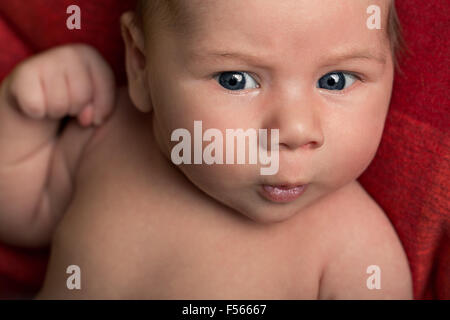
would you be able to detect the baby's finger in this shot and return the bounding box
[82,47,116,125]
[64,53,94,116]
[43,66,70,119]
[77,104,94,127]
[8,65,46,119]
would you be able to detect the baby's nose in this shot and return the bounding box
[263,95,324,151]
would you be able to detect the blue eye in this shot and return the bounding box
[215,71,259,91]
[317,72,357,91]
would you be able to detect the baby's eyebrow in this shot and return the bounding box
[323,50,388,65]
[187,48,387,66]
[187,50,265,65]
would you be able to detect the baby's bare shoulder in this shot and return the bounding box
[315,181,412,299]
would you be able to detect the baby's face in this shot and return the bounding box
[142,0,393,223]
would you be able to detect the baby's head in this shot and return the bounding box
[121,0,404,223]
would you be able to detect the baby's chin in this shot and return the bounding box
[209,188,305,224]
[243,210,299,224]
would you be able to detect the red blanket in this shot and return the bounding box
[0,0,448,299]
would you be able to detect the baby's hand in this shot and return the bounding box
[5,44,115,126]
[0,44,115,247]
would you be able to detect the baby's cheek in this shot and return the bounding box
[321,109,386,186]
[341,114,386,178]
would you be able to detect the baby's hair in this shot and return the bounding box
[134,0,187,47]
[133,0,406,70]
[386,1,407,71]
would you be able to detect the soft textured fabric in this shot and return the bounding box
[359,1,449,299]
[0,0,448,299]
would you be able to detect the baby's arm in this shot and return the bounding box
[0,44,115,247]
[317,188,413,299]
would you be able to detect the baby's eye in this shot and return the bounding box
[317,72,357,91]
[214,71,259,91]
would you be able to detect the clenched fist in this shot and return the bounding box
[3,44,116,126]
[0,43,117,247]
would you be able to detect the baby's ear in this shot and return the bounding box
[120,12,152,113]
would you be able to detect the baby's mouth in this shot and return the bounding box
[260,184,308,203]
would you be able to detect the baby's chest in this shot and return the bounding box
[117,200,323,299]
[143,242,320,299]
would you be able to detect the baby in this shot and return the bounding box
[0,0,412,299]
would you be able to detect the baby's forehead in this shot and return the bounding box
[179,0,391,28]
[173,0,391,63]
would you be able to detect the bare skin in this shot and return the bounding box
[36,87,412,299]
[0,0,412,299]
[0,44,115,247]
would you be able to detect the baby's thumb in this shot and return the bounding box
[77,104,94,127]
